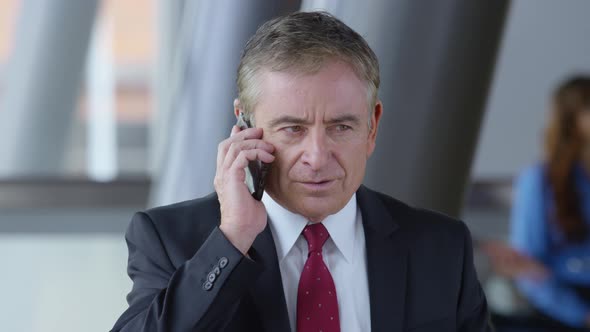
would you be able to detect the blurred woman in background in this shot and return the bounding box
[511,76,590,331]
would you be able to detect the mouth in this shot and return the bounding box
[298,179,336,191]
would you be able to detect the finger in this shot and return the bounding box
[222,140,275,171]
[229,149,275,176]
[217,140,229,173]
[217,127,264,170]
[230,125,240,137]
[230,127,263,141]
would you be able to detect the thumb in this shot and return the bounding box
[230,125,240,137]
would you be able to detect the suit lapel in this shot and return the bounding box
[247,223,292,332]
[357,185,408,332]
[243,186,408,332]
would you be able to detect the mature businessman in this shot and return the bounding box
[112,11,492,332]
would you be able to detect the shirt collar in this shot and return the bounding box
[262,192,358,263]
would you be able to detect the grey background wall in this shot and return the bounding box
[473,0,590,179]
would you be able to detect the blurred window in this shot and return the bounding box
[0,0,18,62]
[75,0,156,179]
[0,0,20,99]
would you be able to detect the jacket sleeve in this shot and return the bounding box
[110,212,262,332]
[457,222,494,332]
[510,166,590,327]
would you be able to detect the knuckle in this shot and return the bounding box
[218,140,228,152]
[235,150,246,161]
[228,141,240,154]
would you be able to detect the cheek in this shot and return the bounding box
[269,145,299,177]
[335,143,368,172]
[364,141,374,158]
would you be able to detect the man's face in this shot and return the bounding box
[240,60,382,222]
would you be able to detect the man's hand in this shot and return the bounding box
[214,125,275,255]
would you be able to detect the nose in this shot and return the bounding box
[300,129,331,171]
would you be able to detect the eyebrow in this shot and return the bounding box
[325,114,361,126]
[268,115,310,128]
[268,114,361,128]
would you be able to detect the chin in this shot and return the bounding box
[294,195,345,221]
[268,181,355,219]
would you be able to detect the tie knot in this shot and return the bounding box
[302,223,329,253]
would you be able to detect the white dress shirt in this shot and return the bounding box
[262,193,371,332]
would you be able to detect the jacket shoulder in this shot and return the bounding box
[369,189,473,279]
[144,192,220,227]
[127,193,221,265]
[369,188,468,239]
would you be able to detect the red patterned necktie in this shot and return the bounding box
[296,223,340,332]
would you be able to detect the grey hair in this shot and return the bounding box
[236,11,380,128]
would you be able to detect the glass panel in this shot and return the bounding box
[75,0,156,178]
[0,0,20,104]
[0,234,131,332]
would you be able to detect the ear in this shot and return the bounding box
[234,98,243,119]
[367,100,383,157]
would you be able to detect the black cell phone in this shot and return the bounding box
[236,113,271,201]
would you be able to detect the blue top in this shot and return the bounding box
[511,163,590,327]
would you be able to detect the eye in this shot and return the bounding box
[335,124,352,131]
[284,125,304,133]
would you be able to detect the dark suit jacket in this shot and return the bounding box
[111,185,493,332]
